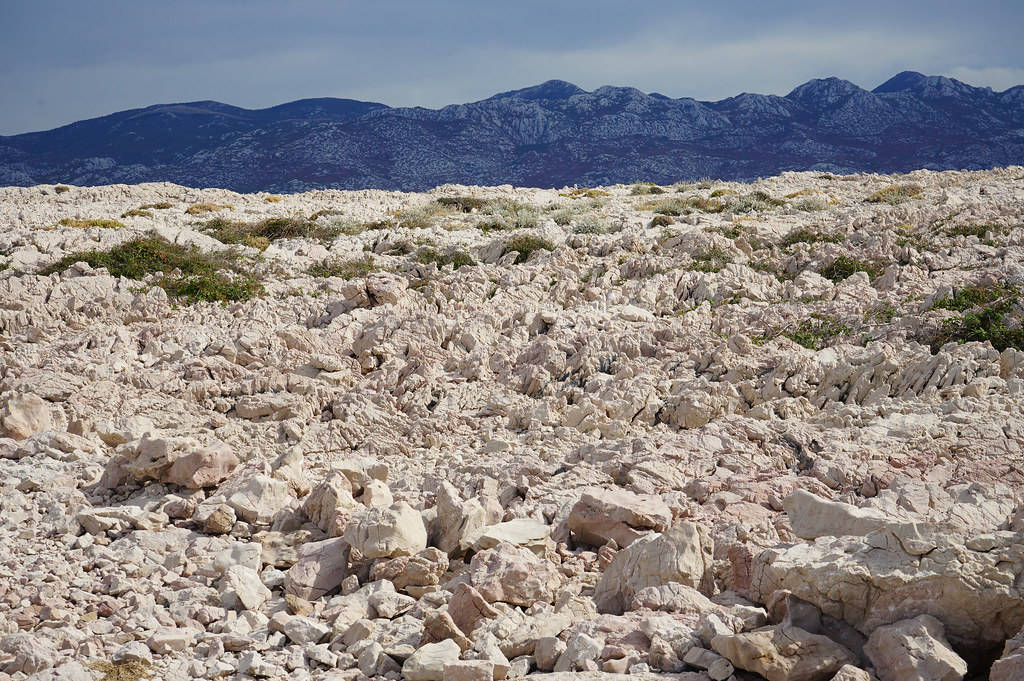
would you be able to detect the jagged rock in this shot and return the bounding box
[829,666,875,681]
[370,547,449,591]
[991,625,1024,681]
[344,501,428,559]
[403,640,462,681]
[467,518,551,553]
[448,582,501,636]
[283,616,331,645]
[285,537,350,600]
[750,528,1024,648]
[593,522,714,614]
[432,481,491,557]
[227,474,293,524]
[469,542,562,606]
[0,393,52,440]
[0,633,57,674]
[303,470,361,536]
[711,624,857,681]
[444,660,495,681]
[568,487,671,547]
[863,615,967,681]
[553,633,602,672]
[535,637,568,672]
[77,505,169,534]
[219,565,272,611]
[783,489,899,539]
[146,627,196,654]
[165,440,239,489]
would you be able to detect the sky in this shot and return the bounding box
[1,0,1022,135]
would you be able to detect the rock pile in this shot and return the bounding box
[1,168,1023,680]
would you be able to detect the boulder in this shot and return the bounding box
[863,615,967,681]
[750,528,1024,648]
[711,624,857,681]
[469,542,561,606]
[448,582,501,636]
[783,489,901,539]
[165,440,239,489]
[345,501,428,559]
[568,487,671,548]
[593,522,714,614]
[467,518,551,553]
[219,565,272,611]
[0,633,57,674]
[227,474,293,524]
[370,547,449,591]
[285,537,350,600]
[432,481,491,557]
[303,470,361,536]
[991,626,1024,681]
[403,640,462,681]
[0,393,51,440]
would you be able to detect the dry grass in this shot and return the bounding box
[58,218,125,229]
[866,184,923,205]
[185,202,233,215]
[264,194,283,203]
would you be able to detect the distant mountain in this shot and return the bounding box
[1,71,1022,191]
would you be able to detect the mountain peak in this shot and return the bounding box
[488,80,585,101]
[873,71,929,93]
[785,77,867,105]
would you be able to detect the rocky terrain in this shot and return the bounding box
[0,167,1023,681]
[2,72,1023,192]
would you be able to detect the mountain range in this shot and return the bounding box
[1,71,1022,192]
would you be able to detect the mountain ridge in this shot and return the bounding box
[1,72,1022,191]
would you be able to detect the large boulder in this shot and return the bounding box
[165,441,239,489]
[227,474,293,524]
[345,501,428,559]
[783,489,900,539]
[863,615,967,681]
[749,527,1024,648]
[403,640,461,681]
[469,542,561,606]
[593,522,714,614]
[711,624,857,681]
[285,537,350,600]
[0,393,52,440]
[568,487,672,548]
[303,470,361,536]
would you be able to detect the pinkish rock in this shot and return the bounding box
[284,537,350,600]
[568,487,671,548]
[448,582,500,636]
[469,542,561,606]
[370,547,449,591]
[165,440,239,489]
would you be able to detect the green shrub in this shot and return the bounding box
[264,194,283,203]
[309,208,344,221]
[650,196,725,216]
[630,183,665,195]
[782,228,843,247]
[306,256,376,279]
[866,184,922,205]
[476,201,539,233]
[945,223,999,238]
[436,196,489,212]
[139,201,173,210]
[930,285,1023,352]
[692,247,732,273]
[202,216,342,246]
[726,191,786,214]
[709,188,736,197]
[58,218,125,229]
[820,256,882,282]
[573,220,615,235]
[786,314,852,350]
[503,235,554,264]
[39,236,262,304]
[414,247,474,269]
[54,185,71,194]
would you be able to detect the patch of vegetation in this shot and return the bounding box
[630,182,665,195]
[39,236,262,304]
[436,196,489,212]
[819,255,882,282]
[54,185,71,194]
[202,216,343,247]
[944,223,999,239]
[727,190,786,214]
[931,283,1017,312]
[785,314,852,350]
[866,184,923,205]
[793,197,828,212]
[121,208,153,218]
[414,247,474,270]
[503,235,555,264]
[186,202,233,215]
[573,219,616,235]
[139,201,173,210]
[306,255,376,279]
[550,208,576,226]
[785,188,819,198]
[264,194,283,203]
[867,301,897,323]
[649,215,674,228]
[58,218,125,229]
[88,660,153,681]
[709,188,736,197]
[476,200,539,233]
[692,246,733,273]
[309,208,344,221]
[559,188,611,199]
[930,284,1023,352]
[782,228,843,247]
[650,196,726,216]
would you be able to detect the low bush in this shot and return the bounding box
[58,218,125,229]
[503,235,555,263]
[202,216,342,246]
[866,184,922,205]
[782,228,843,247]
[264,194,283,203]
[820,255,882,282]
[139,201,173,210]
[414,247,474,270]
[692,246,733,273]
[786,314,852,350]
[185,202,233,215]
[54,185,71,194]
[121,209,153,218]
[930,285,1023,352]
[306,256,376,279]
[435,196,489,212]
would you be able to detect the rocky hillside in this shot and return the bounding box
[1,72,1023,191]
[1,168,1023,681]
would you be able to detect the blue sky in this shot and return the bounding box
[1,0,1021,135]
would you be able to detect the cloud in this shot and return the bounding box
[947,66,1024,91]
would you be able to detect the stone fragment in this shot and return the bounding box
[1,393,52,440]
[0,633,58,674]
[432,482,490,557]
[711,624,857,681]
[285,537,350,600]
[568,487,671,548]
[165,440,239,489]
[111,641,153,665]
[991,625,1024,681]
[830,665,875,681]
[783,489,901,539]
[469,542,561,606]
[593,522,714,614]
[863,615,967,681]
[220,565,272,611]
[468,518,551,553]
[535,637,567,672]
[228,474,293,524]
[283,616,331,645]
[403,640,462,681]
[443,660,494,681]
[371,547,449,591]
[303,470,361,536]
[448,582,501,636]
[146,627,196,655]
[344,501,428,559]
[553,633,602,672]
